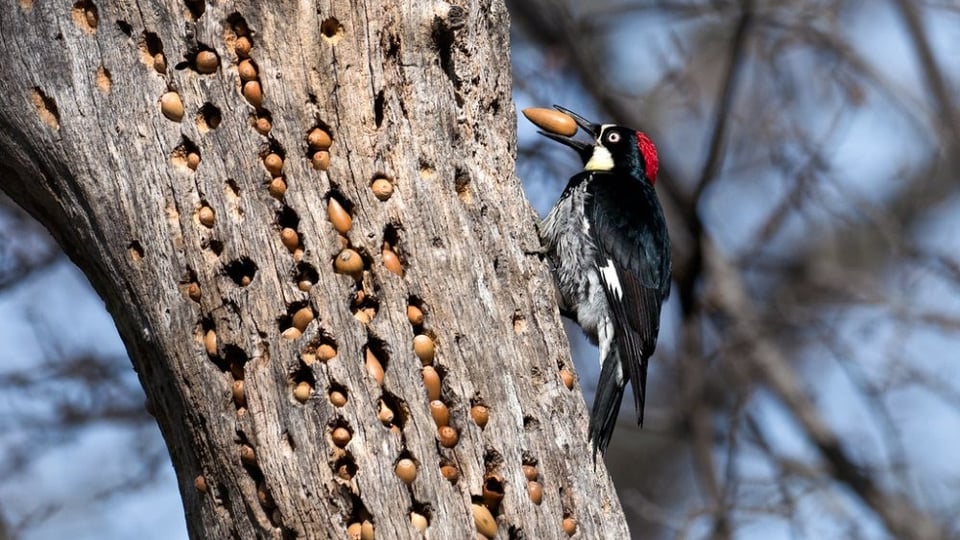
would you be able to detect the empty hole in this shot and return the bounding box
[454,167,472,203]
[333,454,358,481]
[523,415,540,431]
[128,240,144,261]
[184,0,204,19]
[95,65,111,94]
[223,257,257,286]
[197,103,222,131]
[226,12,250,36]
[30,88,60,130]
[351,290,379,323]
[320,17,344,44]
[290,361,315,386]
[276,205,299,229]
[116,20,132,35]
[226,179,241,197]
[373,89,384,128]
[294,262,319,288]
[72,0,98,31]
[206,239,224,256]
[223,345,248,380]
[483,448,504,471]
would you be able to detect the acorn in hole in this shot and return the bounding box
[382,244,403,276]
[560,368,574,390]
[242,80,262,108]
[293,381,312,402]
[421,366,440,401]
[268,177,286,198]
[237,59,257,81]
[472,504,497,539]
[307,128,332,150]
[394,458,416,484]
[471,404,489,428]
[232,380,246,407]
[331,426,351,447]
[334,249,364,278]
[329,389,347,407]
[195,50,219,73]
[407,305,424,326]
[429,400,449,427]
[327,198,352,234]
[371,177,393,201]
[365,349,384,385]
[528,481,543,505]
[263,152,283,176]
[280,227,300,252]
[437,425,458,448]
[412,334,435,364]
[198,206,215,227]
[311,150,330,171]
[160,91,184,122]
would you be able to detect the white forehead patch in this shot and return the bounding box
[584,124,617,171]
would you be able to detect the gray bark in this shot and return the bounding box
[0,0,629,538]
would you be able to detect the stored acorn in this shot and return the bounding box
[562,517,577,536]
[307,128,332,150]
[160,91,184,122]
[365,349,384,385]
[360,520,374,540]
[522,107,577,137]
[198,206,215,227]
[311,150,330,171]
[382,245,403,276]
[560,368,575,390]
[471,404,489,428]
[254,116,272,135]
[153,53,166,73]
[413,334,435,364]
[194,475,208,493]
[234,36,252,57]
[318,343,337,361]
[232,380,246,407]
[187,282,201,302]
[239,444,256,465]
[347,522,362,540]
[421,366,441,401]
[186,151,201,171]
[293,381,312,402]
[331,426,351,447]
[377,400,394,424]
[440,463,459,483]
[263,152,283,176]
[267,177,286,198]
[407,305,424,326]
[281,327,302,340]
[522,464,538,482]
[410,512,428,533]
[429,400,450,427]
[242,80,262,108]
[527,481,543,505]
[237,59,257,81]
[329,389,347,407]
[437,425,458,448]
[327,198,352,234]
[394,458,417,484]
[204,329,217,356]
[334,249,364,278]
[195,50,219,73]
[472,504,497,539]
[371,177,393,201]
[279,228,299,252]
[290,307,314,331]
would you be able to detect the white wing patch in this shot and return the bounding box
[598,259,623,300]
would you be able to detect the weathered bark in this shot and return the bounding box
[0,0,629,538]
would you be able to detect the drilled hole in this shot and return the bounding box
[320,17,344,44]
[223,257,257,286]
[197,103,222,131]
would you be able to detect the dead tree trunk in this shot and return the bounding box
[0,0,629,537]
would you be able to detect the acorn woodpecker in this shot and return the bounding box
[537,105,671,456]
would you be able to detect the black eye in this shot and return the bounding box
[606,132,621,143]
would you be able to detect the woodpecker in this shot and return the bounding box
[537,105,671,456]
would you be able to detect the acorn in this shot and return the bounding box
[522,464,538,482]
[267,177,286,198]
[360,520,374,540]
[186,151,201,171]
[254,116,272,135]
[240,275,251,286]
[395,458,417,484]
[203,329,217,356]
[347,522,362,540]
[407,305,424,326]
[194,475,207,493]
[297,280,312,292]
[327,198,352,234]
[562,517,577,536]
[232,380,246,407]
[198,206,215,227]
[421,366,441,401]
[311,150,330,171]
[279,227,299,251]
[160,91,184,122]
[307,128,332,149]
[195,50,218,73]
[440,463,459,483]
[239,444,256,465]
[315,343,336,361]
[410,512,428,533]
[437,425,458,448]
[242,80,262,107]
[412,335,435,364]
[263,152,283,176]
[382,245,403,276]
[329,389,347,407]
[234,36,252,57]
[257,483,275,509]
[237,59,257,81]
[291,306,313,331]
[281,327,302,340]
[560,368,575,390]
[429,400,449,427]
[471,404,489,428]
[472,504,497,539]
[293,381,311,402]
[187,282,201,302]
[522,107,577,137]
[152,53,166,73]
[377,400,394,424]
[371,178,393,201]
[334,249,364,278]
[365,349,384,385]
[527,481,543,505]
[331,426,351,447]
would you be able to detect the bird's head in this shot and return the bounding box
[537,105,659,185]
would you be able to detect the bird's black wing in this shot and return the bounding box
[586,173,671,426]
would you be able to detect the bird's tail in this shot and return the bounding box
[588,355,626,458]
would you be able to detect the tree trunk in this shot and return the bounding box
[0,0,629,537]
